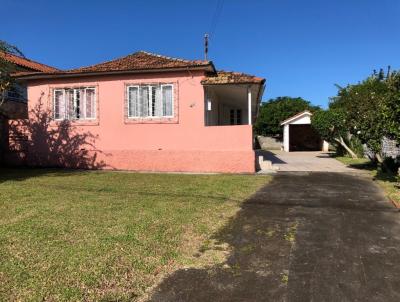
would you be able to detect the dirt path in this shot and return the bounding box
[149,172,400,302]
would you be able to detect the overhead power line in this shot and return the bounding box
[209,0,225,38]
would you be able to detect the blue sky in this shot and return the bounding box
[1,0,399,107]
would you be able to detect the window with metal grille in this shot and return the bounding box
[127,84,173,118]
[53,87,96,121]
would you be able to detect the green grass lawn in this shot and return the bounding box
[0,168,270,301]
[335,156,400,206]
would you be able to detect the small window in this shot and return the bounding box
[53,87,96,121]
[127,84,173,118]
[229,109,242,125]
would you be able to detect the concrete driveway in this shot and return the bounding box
[150,172,400,301]
[260,150,359,172]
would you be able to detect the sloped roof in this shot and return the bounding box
[201,71,265,85]
[280,110,312,125]
[14,51,215,80]
[67,51,213,73]
[0,52,59,73]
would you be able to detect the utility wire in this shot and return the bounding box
[209,0,225,39]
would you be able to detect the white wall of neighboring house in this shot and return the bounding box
[282,111,329,152]
[283,124,290,152]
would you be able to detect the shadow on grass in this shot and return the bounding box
[149,178,294,302]
[149,172,400,302]
[0,167,91,183]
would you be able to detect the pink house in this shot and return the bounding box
[11,51,265,173]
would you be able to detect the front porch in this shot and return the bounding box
[202,71,265,127]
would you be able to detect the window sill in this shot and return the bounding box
[52,119,99,126]
[124,116,178,124]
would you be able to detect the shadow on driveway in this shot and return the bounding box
[150,172,400,302]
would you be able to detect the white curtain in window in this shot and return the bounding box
[85,88,95,119]
[154,86,162,117]
[54,90,65,119]
[128,86,139,117]
[162,85,173,117]
[66,89,74,120]
[127,84,173,118]
[139,86,149,117]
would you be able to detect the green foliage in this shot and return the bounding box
[0,40,23,106]
[333,136,364,157]
[311,108,347,143]
[348,136,365,158]
[329,69,400,156]
[382,72,400,141]
[254,96,319,136]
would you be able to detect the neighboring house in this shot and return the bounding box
[0,52,59,118]
[0,53,58,161]
[12,51,265,173]
[281,110,329,152]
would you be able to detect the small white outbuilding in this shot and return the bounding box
[281,110,329,152]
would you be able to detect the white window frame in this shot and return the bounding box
[53,89,65,121]
[84,88,97,120]
[127,85,140,118]
[161,84,174,118]
[127,84,174,119]
[53,87,96,121]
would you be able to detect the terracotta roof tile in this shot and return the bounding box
[66,51,212,73]
[0,52,59,73]
[201,71,265,85]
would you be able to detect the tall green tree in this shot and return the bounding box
[254,96,319,137]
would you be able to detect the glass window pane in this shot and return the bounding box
[237,109,242,125]
[54,90,64,119]
[86,89,95,119]
[140,86,149,117]
[128,87,138,117]
[162,85,173,117]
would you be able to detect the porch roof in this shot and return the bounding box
[201,71,265,85]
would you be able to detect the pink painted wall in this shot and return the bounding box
[9,71,255,173]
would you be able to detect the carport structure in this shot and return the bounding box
[281,110,328,152]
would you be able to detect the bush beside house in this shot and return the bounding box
[311,68,400,174]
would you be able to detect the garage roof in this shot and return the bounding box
[280,110,312,125]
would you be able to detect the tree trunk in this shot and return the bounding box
[334,136,358,159]
[375,153,383,163]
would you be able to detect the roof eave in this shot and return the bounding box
[201,79,265,86]
[280,110,312,126]
[14,64,215,81]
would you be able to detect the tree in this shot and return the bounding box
[381,71,400,143]
[254,96,319,137]
[311,108,358,158]
[330,73,389,158]
[329,68,400,163]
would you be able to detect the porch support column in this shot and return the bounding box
[247,87,252,125]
